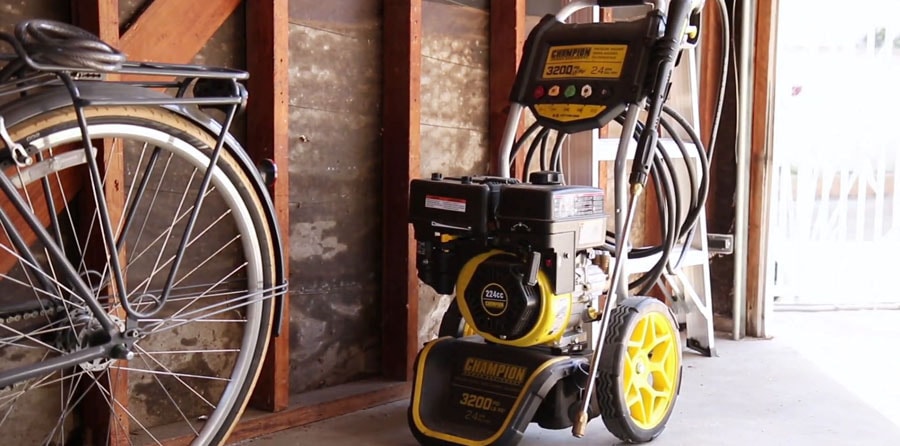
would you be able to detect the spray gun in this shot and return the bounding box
[571,0,705,438]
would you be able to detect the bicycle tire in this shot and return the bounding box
[0,105,276,445]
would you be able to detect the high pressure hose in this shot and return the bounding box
[506,0,731,294]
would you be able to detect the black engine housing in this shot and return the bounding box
[463,253,541,340]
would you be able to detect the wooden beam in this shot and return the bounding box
[746,0,777,338]
[489,0,526,177]
[226,381,409,444]
[246,0,291,412]
[0,168,81,276]
[71,2,130,444]
[381,0,422,382]
[71,0,119,41]
[161,380,410,445]
[118,0,241,63]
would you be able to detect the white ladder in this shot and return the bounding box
[567,45,717,356]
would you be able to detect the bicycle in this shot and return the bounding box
[0,20,286,445]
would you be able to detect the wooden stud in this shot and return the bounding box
[746,0,777,338]
[227,382,408,444]
[0,169,81,275]
[71,1,129,443]
[71,0,119,41]
[381,0,422,382]
[119,0,241,64]
[246,0,292,412]
[489,0,526,177]
[160,381,410,445]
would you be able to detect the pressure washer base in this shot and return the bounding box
[408,337,599,446]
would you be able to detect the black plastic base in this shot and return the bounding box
[408,337,588,446]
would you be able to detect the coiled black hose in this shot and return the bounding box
[509,104,710,295]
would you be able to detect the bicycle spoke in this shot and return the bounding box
[91,376,164,445]
[46,369,93,445]
[0,108,273,444]
[125,208,234,302]
[143,166,198,297]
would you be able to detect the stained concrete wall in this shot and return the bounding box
[0,1,68,29]
[287,1,384,393]
[417,0,490,346]
[284,0,493,391]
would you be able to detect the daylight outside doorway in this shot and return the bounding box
[770,0,900,308]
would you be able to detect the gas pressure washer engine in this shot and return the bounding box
[406,0,706,445]
[409,173,609,444]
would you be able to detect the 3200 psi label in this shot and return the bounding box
[542,44,628,79]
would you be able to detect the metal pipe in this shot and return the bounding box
[496,103,525,177]
[556,1,596,22]
[573,184,644,438]
[733,0,756,340]
[614,106,642,297]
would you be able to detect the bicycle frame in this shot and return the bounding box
[0,25,285,390]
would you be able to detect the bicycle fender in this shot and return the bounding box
[0,82,289,337]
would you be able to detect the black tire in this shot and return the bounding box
[595,297,682,443]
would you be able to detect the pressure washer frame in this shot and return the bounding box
[409,1,706,444]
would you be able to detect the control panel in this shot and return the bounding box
[510,11,663,133]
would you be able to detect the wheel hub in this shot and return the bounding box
[635,361,646,375]
[56,310,128,372]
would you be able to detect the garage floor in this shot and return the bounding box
[240,311,900,446]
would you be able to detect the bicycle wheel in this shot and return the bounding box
[0,105,276,445]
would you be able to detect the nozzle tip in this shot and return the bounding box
[572,412,589,438]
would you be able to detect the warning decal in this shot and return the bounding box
[534,104,606,122]
[542,44,628,80]
[425,195,467,213]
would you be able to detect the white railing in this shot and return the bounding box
[770,2,900,307]
[770,146,900,306]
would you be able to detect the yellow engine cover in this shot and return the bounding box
[456,250,573,347]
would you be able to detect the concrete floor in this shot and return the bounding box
[240,311,900,446]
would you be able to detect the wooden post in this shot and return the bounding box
[746,0,777,338]
[71,1,129,443]
[246,0,292,412]
[489,0,526,177]
[118,0,242,64]
[381,0,422,382]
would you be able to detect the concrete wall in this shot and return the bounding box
[0,1,68,41]
[287,1,384,392]
[285,0,492,391]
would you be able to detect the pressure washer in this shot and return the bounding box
[407,1,725,444]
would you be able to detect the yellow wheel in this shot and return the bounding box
[596,297,682,443]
